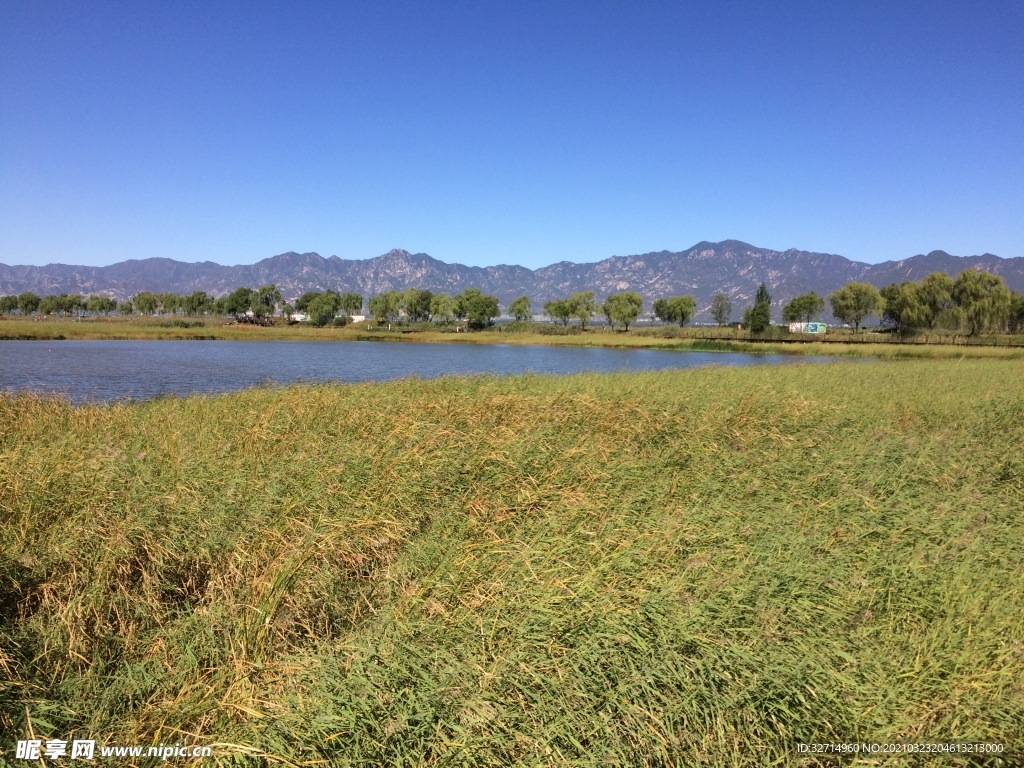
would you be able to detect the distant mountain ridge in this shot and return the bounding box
[2,241,1022,322]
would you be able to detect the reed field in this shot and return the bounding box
[1,360,1022,765]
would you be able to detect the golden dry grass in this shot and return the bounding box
[1,360,1023,765]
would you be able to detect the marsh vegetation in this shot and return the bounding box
[2,360,1022,764]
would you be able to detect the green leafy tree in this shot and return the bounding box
[252,284,283,318]
[0,295,18,314]
[133,291,160,315]
[18,292,42,315]
[567,291,597,329]
[879,282,925,335]
[38,295,61,315]
[47,294,77,315]
[755,284,772,308]
[306,292,343,326]
[402,288,433,322]
[652,298,671,324]
[509,295,532,322]
[295,291,321,313]
[710,292,732,326]
[368,291,402,323]
[62,294,86,315]
[212,297,228,315]
[602,292,644,330]
[452,293,467,321]
[544,299,572,327]
[828,282,881,331]
[86,295,117,315]
[223,287,254,317]
[118,300,134,315]
[742,304,771,333]
[671,295,697,326]
[183,291,212,316]
[918,272,955,330]
[159,293,182,315]
[1008,291,1024,334]
[654,295,697,326]
[457,288,500,328]
[782,292,825,323]
[742,283,773,333]
[952,269,1011,335]
[340,292,363,316]
[430,293,455,323]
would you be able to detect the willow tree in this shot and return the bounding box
[880,282,925,335]
[544,299,572,327]
[828,282,881,332]
[368,291,402,324]
[653,295,697,326]
[918,272,955,330]
[782,292,825,323]
[568,291,598,329]
[603,292,644,330]
[430,293,455,323]
[509,295,532,322]
[952,270,1011,335]
[710,293,732,326]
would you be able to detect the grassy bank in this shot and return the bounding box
[3,316,1024,360]
[2,361,1023,765]
[0,316,340,342]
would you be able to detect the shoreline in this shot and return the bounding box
[2,317,1022,360]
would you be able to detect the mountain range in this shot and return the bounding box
[2,241,1022,322]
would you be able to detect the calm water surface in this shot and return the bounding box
[0,340,836,403]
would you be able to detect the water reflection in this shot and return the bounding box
[0,340,836,404]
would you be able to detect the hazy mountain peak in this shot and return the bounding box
[716,239,759,251]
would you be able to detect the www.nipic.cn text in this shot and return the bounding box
[16,739,212,760]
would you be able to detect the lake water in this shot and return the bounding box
[0,340,836,404]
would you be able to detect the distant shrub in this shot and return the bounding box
[159,319,205,328]
[498,321,534,333]
[534,324,583,335]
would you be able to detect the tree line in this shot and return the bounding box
[0,286,289,319]
[542,291,698,330]
[3,268,1022,335]
[775,270,1024,335]
[366,288,501,329]
[293,290,363,326]
[536,269,1024,336]
[877,271,1024,335]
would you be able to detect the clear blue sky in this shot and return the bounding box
[2,1,1022,268]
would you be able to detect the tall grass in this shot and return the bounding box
[2,361,1022,765]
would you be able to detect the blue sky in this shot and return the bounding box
[2,1,1022,268]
